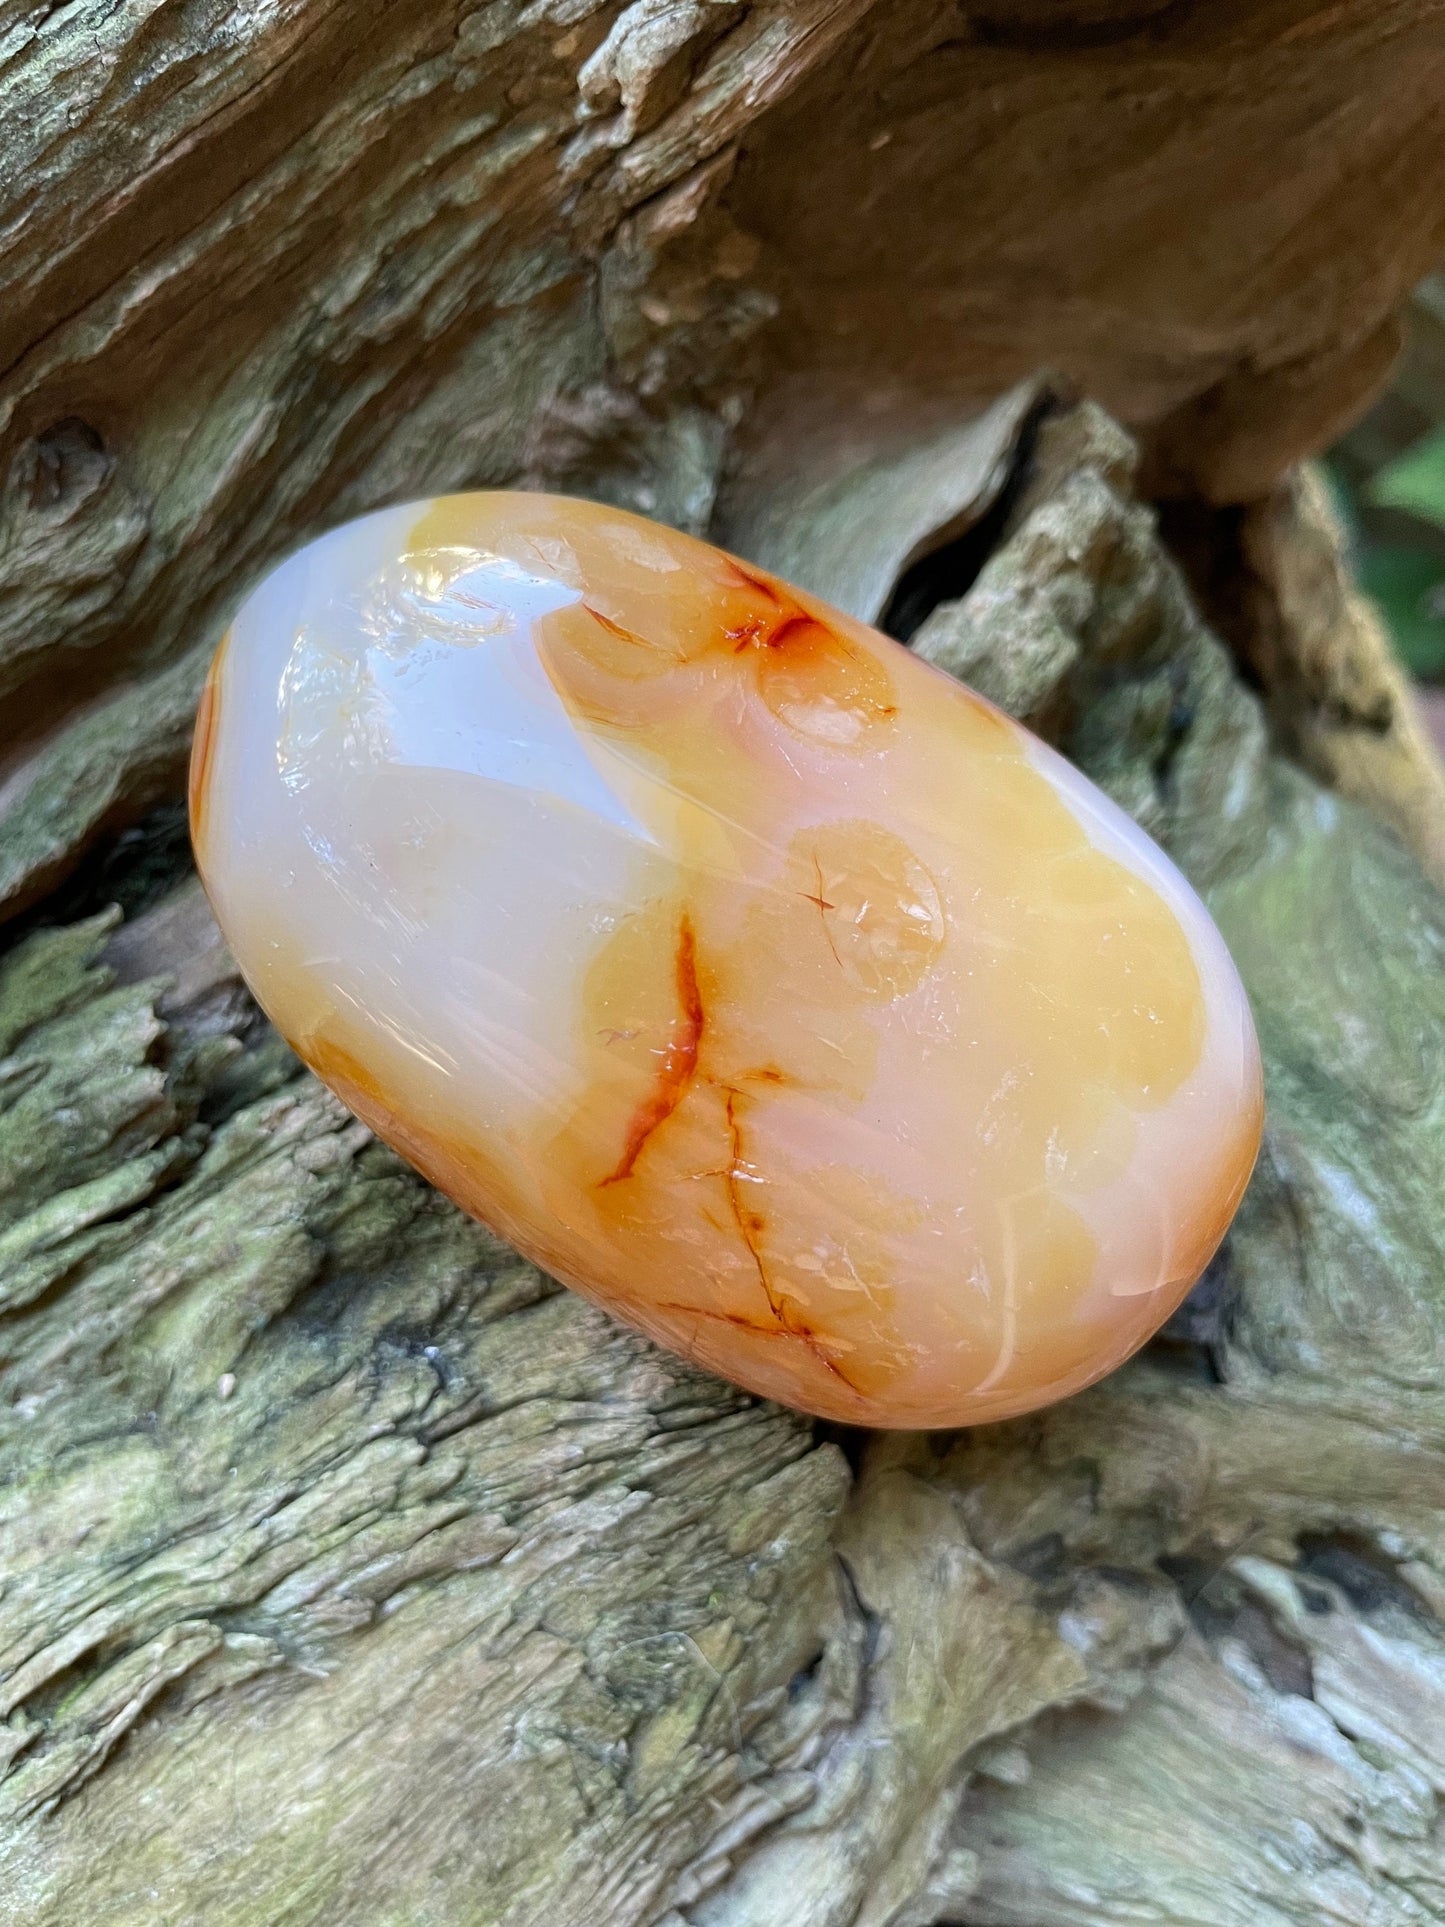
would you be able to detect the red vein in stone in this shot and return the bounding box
[657,1301,779,1337]
[801,853,841,967]
[718,1088,862,1393]
[722,1089,772,1304]
[584,603,652,648]
[600,913,703,1186]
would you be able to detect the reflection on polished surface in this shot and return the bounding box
[190,492,1263,1427]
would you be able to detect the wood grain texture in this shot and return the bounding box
[3,0,1445,916]
[4,400,1445,1922]
[5,0,1445,1915]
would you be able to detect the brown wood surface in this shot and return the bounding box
[3,6,1445,1922]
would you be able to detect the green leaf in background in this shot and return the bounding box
[1368,426,1445,530]
[1357,542,1445,680]
[1323,455,1445,682]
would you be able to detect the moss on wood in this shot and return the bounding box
[2,401,1444,1922]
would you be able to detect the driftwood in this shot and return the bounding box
[5,3,1445,1922]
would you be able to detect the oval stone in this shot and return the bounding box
[190,492,1263,1427]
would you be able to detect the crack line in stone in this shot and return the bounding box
[599,910,703,1185]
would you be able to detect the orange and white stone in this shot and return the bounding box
[190,492,1262,1427]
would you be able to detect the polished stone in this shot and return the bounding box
[190,492,1262,1427]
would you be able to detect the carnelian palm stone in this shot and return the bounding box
[190,492,1263,1428]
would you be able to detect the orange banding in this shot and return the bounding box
[191,488,1263,1431]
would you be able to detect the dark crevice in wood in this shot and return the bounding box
[955,0,1195,54]
[1297,1532,1443,1629]
[880,393,1055,642]
[1155,496,1266,692]
[0,802,196,964]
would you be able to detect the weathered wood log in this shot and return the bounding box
[4,396,1444,1924]
[5,4,1445,1922]
[6,0,1445,923]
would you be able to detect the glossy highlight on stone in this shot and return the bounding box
[190,492,1263,1428]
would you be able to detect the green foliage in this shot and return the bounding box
[1369,425,1445,529]
[1357,542,1445,680]
[1327,453,1445,681]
